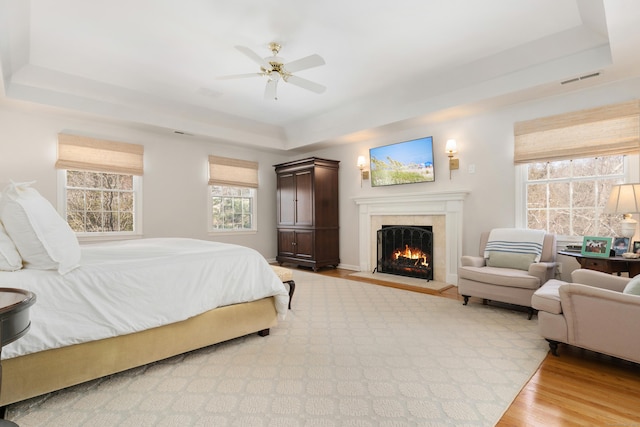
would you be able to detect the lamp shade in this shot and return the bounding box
[605,184,640,214]
[357,155,366,169]
[445,139,457,154]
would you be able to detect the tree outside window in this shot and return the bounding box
[65,170,135,233]
[210,185,255,231]
[525,156,624,237]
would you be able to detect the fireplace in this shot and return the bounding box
[376,225,433,280]
[353,191,468,284]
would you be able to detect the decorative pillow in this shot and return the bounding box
[486,251,537,271]
[0,221,22,271]
[0,181,80,274]
[623,276,640,296]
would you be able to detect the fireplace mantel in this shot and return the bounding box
[352,191,469,284]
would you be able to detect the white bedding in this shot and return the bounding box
[0,238,289,359]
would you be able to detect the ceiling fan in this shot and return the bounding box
[218,42,326,100]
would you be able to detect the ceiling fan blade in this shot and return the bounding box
[284,54,325,73]
[285,75,326,94]
[216,73,262,80]
[265,79,278,100]
[235,45,273,71]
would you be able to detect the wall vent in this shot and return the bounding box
[561,72,601,85]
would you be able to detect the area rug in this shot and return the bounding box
[6,270,547,426]
[348,271,452,292]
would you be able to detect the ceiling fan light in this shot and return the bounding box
[268,71,281,81]
[226,43,325,99]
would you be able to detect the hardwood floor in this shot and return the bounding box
[310,267,640,426]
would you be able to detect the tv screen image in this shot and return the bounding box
[369,136,435,187]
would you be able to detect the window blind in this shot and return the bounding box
[208,155,259,188]
[514,100,640,164]
[56,133,144,175]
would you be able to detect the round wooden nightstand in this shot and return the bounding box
[0,288,36,427]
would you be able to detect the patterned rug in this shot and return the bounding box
[7,270,547,426]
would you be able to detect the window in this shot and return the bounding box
[522,156,625,237]
[55,133,144,237]
[63,170,141,234]
[208,155,259,233]
[514,100,640,240]
[210,185,256,231]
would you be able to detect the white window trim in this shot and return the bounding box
[207,185,258,235]
[57,169,143,242]
[515,154,640,246]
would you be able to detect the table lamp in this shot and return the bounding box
[605,183,640,238]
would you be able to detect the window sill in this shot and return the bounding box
[207,230,257,236]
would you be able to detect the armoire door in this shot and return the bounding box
[293,230,314,259]
[294,170,313,226]
[277,173,295,226]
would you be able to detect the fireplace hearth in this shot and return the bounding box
[376,225,433,280]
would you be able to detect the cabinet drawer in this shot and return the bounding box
[582,258,613,273]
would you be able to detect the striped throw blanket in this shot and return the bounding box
[484,228,546,262]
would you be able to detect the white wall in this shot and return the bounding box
[0,100,290,259]
[3,77,640,275]
[310,77,640,277]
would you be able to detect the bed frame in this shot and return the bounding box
[0,296,278,407]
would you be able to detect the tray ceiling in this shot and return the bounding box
[1,0,639,151]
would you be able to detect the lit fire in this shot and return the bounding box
[392,245,430,267]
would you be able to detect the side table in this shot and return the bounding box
[0,288,36,427]
[558,250,640,277]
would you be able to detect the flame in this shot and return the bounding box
[392,245,430,267]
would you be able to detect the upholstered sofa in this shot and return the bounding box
[532,269,640,363]
[458,230,557,318]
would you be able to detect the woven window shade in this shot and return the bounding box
[208,155,259,188]
[514,100,640,164]
[56,133,144,175]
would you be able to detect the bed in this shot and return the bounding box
[0,237,289,407]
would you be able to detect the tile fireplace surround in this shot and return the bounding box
[353,191,468,284]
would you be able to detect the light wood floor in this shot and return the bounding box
[309,267,640,426]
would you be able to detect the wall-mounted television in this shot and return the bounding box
[369,136,435,187]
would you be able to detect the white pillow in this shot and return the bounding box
[0,221,22,271]
[623,276,640,296]
[0,181,80,274]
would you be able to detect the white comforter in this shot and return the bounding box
[1,238,289,359]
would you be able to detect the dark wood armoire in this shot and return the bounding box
[274,157,340,270]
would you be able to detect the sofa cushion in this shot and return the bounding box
[623,276,640,296]
[458,266,541,289]
[486,251,536,271]
[531,279,565,314]
[484,228,546,262]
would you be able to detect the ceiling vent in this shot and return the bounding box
[561,72,601,85]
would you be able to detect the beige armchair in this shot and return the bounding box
[458,230,557,319]
[532,269,640,363]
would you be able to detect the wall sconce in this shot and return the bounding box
[445,139,459,179]
[357,155,369,187]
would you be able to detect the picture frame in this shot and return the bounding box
[581,236,612,258]
[633,241,640,254]
[613,237,630,256]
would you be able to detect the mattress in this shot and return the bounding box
[0,238,289,359]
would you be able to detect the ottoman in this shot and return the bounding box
[271,265,295,309]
